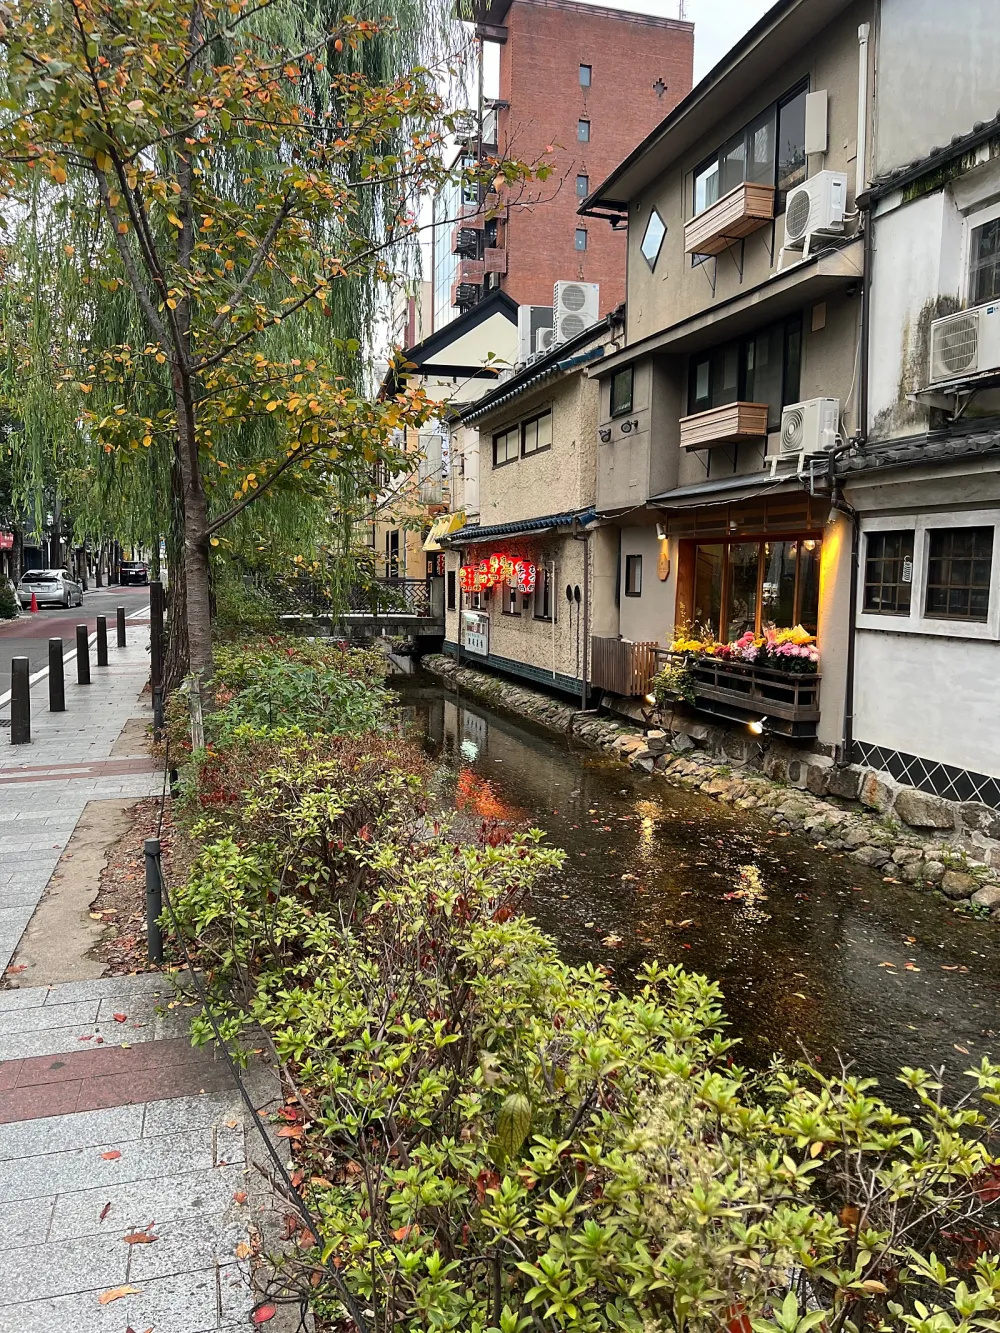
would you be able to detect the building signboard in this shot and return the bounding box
[462,609,490,657]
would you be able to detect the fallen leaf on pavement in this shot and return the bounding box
[235,1241,251,1259]
[98,1285,141,1304]
[112,1013,128,1023]
[233,1190,248,1204]
[99,1202,112,1222]
[955,1044,971,1054]
[101,1150,122,1161]
[904,963,921,972]
[123,1230,158,1245]
[276,1125,304,1139]
[251,1304,277,1324]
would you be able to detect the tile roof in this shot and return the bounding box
[837,421,1000,476]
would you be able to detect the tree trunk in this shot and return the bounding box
[163,444,189,694]
[172,372,214,689]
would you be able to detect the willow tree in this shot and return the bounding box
[0,0,516,688]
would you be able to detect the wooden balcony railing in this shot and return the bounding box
[683,182,775,256]
[679,401,770,450]
[591,637,660,697]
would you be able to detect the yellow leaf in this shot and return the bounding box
[127,98,144,112]
[235,1241,251,1259]
[265,401,278,412]
[155,353,166,365]
[98,1285,141,1304]
[210,537,219,547]
[166,214,183,229]
[809,1141,824,1158]
[200,216,214,230]
[51,164,67,185]
[117,222,129,234]
[165,299,177,310]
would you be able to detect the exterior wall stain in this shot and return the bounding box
[899,138,1000,206]
[872,293,959,439]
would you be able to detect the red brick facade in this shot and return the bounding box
[496,0,693,315]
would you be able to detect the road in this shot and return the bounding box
[0,586,150,698]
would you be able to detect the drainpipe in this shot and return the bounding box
[828,453,860,768]
[856,23,871,206]
[574,525,591,711]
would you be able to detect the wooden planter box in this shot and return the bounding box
[684,182,775,256]
[679,401,770,450]
[666,653,821,738]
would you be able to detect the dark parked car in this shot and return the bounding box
[119,561,149,586]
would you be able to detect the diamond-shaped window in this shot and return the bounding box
[640,208,666,270]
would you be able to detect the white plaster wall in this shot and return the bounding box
[616,527,677,647]
[854,629,1000,777]
[875,0,1000,176]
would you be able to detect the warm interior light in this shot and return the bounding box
[748,718,765,735]
[803,539,817,551]
[644,693,656,705]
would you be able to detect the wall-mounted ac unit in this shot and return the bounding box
[783,171,848,247]
[780,397,840,456]
[516,304,553,365]
[929,304,1000,383]
[535,327,555,354]
[553,281,600,344]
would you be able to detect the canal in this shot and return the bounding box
[397,676,1000,1089]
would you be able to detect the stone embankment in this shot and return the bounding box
[421,654,1000,919]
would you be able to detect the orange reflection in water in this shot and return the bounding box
[454,767,523,824]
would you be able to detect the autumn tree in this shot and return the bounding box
[0,0,529,687]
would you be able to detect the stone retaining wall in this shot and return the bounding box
[420,654,1000,920]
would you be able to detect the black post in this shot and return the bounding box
[150,580,165,732]
[76,624,91,685]
[116,605,126,648]
[48,639,65,712]
[96,615,108,667]
[144,837,164,964]
[10,656,29,745]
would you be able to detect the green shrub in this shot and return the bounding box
[0,583,19,619]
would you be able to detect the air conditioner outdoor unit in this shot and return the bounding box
[553,280,600,344]
[780,397,841,456]
[929,304,1000,383]
[516,305,553,365]
[783,171,848,248]
[535,327,555,354]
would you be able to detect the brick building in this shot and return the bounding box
[433,0,694,329]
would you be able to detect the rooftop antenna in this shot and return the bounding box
[678,0,686,17]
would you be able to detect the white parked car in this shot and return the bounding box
[17,569,84,608]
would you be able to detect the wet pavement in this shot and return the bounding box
[397,677,1000,1090]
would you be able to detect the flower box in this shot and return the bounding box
[661,653,822,738]
[683,182,775,257]
[679,401,770,450]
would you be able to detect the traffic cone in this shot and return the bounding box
[29,592,37,613]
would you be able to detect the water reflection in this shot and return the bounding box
[399,679,1000,1089]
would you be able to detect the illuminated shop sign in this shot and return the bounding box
[459,552,537,595]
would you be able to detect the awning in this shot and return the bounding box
[650,469,806,509]
[423,512,466,551]
[445,508,598,546]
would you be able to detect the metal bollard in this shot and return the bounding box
[48,639,65,712]
[144,837,164,964]
[96,616,108,667]
[117,605,126,648]
[150,581,165,735]
[10,657,30,745]
[76,624,91,685]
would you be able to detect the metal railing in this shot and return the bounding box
[344,578,432,617]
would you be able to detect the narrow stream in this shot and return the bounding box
[397,675,1000,1090]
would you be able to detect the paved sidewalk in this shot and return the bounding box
[0,621,278,1330]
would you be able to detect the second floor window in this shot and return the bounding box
[970,216,1000,305]
[610,367,633,417]
[576,173,589,198]
[692,82,807,217]
[688,314,802,432]
[579,63,592,87]
[522,411,552,457]
[578,119,590,143]
[625,554,642,597]
[493,426,518,466]
[575,228,588,251]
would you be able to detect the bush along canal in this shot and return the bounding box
[396,675,1000,1090]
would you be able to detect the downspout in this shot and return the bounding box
[828,454,860,768]
[574,524,591,710]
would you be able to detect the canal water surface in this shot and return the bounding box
[397,676,1000,1090]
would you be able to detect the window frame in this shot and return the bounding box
[533,563,553,621]
[924,526,994,623]
[446,569,456,611]
[624,553,643,598]
[684,535,822,639]
[576,173,589,198]
[492,425,519,468]
[501,583,521,616]
[690,78,809,222]
[610,367,634,418]
[574,227,588,252]
[579,63,592,87]
[687,314,803,432]
[964,199,1000,307]
[856,512,1000,640]
[521,410,552,459]
[862,529,915,616]
[640,207,667,270]
[577,119,590,143]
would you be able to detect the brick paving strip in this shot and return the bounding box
[0,626,281,1331]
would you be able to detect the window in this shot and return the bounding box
[577,119,590,143]
[579,63,591,87]
[970,217,1000,305]
[447,569,456,611]
[864,531,914,614]
[575,227,588,251]
[610,367,633,417]
[534,565,552,620]
[576,173,589,198]
[493,426,519,467]
[640,208,666,269]
[692,82,806,217]
[688,315,802,431]
[521,411,552,457]
[686,537,821,638]
[925,527,994,622]
[625,554,642,597]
